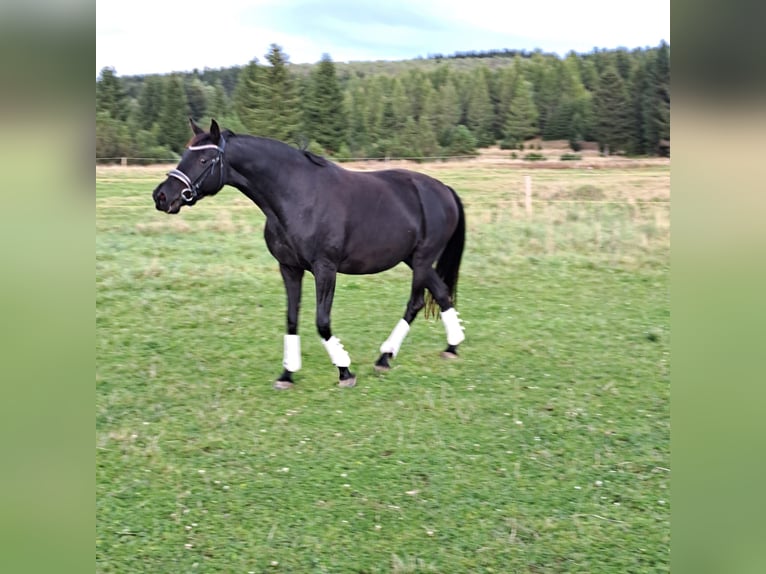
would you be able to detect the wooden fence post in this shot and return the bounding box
[524,175,532,216]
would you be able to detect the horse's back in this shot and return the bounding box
[325,167,460,273]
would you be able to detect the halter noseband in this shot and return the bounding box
[167,137,226,203]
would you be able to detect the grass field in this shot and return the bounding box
[96,160,669,573]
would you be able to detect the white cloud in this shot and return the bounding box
[96,0,669,76]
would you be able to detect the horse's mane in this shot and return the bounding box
[295,135,329,167]
[189,129,330,168]
[186,129,237,148]
[302,150,329,167]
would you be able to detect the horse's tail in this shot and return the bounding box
[425,187,466,319]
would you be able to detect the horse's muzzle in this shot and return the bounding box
[153,185,178,213]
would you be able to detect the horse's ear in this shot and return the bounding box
[189,117,204,135]
[210,119,221,144]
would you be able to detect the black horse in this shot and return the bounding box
[153,119,466,389]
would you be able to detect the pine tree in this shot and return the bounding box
[569,91,593,149]
[261,44,302,142]
[578,58,600,92]
[137,76,165,130]
[543,56,591,142]
[644,42,670,155]
[416,115,440,158]
[593,66,631,154]
[403,70,435,122]
[208,80,228,120]
[351,77,388,157]
[503,79,538,145]
[446,125,478,156]
[185,77,209,121]
[209,79,245,133]
[233,46,301,142]
[95,42,669,161]
[528,53,559,136]
[614,48,633,81]
[96,67,128,121]
[96,111,132,158]
[379,78,408,143]
[465,67,495,146]
[495,58,523,139]
[345,83,367,155]
[393,116,421,158]
[433,80,461,148]
[629,59,650,154]
[233,58,265,133]
[303,54,348,154]
[158,75,190,153]
[389,79,410,131]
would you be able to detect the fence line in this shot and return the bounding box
[96,198,670,209]
[96,154,483,164]
[97,170,669,211]
[96,155,671,165]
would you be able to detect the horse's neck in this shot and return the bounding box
[226,138,294,221]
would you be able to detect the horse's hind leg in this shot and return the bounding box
[375,266,427,371]
[424,268,465,358]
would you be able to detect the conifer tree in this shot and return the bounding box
[95,43,670,161]
[644,42,670,154]
[503,79,538,145]
[364,77,386,147]
[433,80,461,148]
[378,77,409,147]
[416,115,440,158]
[137,76,164,130]
[629,59,651,154]
[303,54,348,154]
[184,77,209,121]
[465,67,495,146]
[233,58,265,133]
[158,75,190,153]
[495,58,523,138]
[261,44,302,142]
[96,67,128,121]
[403,70,435,122]
[593,66,632,154]
[234,46,301,142]
[446,124,478,156]
[208,80,228,120]
[389,79,410,132]
[346,84,371,156]
[528,53,559,135]
[393,116,421,158]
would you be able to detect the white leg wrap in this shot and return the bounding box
[283,334,301,372]
[441,307,465,346]
[322,336,351,368]
[380,319,411,357]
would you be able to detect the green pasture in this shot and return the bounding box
[96,163,669,573]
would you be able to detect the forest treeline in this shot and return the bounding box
[96,42,669,162]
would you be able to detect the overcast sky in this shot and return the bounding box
[97,0,669,76]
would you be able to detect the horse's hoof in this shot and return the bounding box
[440,351,459,359]
[374,364,390,372]
[273,380,295,390]
[338,376,357,388]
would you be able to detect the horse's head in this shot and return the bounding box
[153,118,227,214]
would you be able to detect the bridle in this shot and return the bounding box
[167,137,226,203]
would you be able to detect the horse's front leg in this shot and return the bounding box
[314,261,356,388]
[274,264,304,390]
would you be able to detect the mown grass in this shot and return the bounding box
[97,163,669,573]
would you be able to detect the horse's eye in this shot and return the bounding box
[200,158,207,164]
